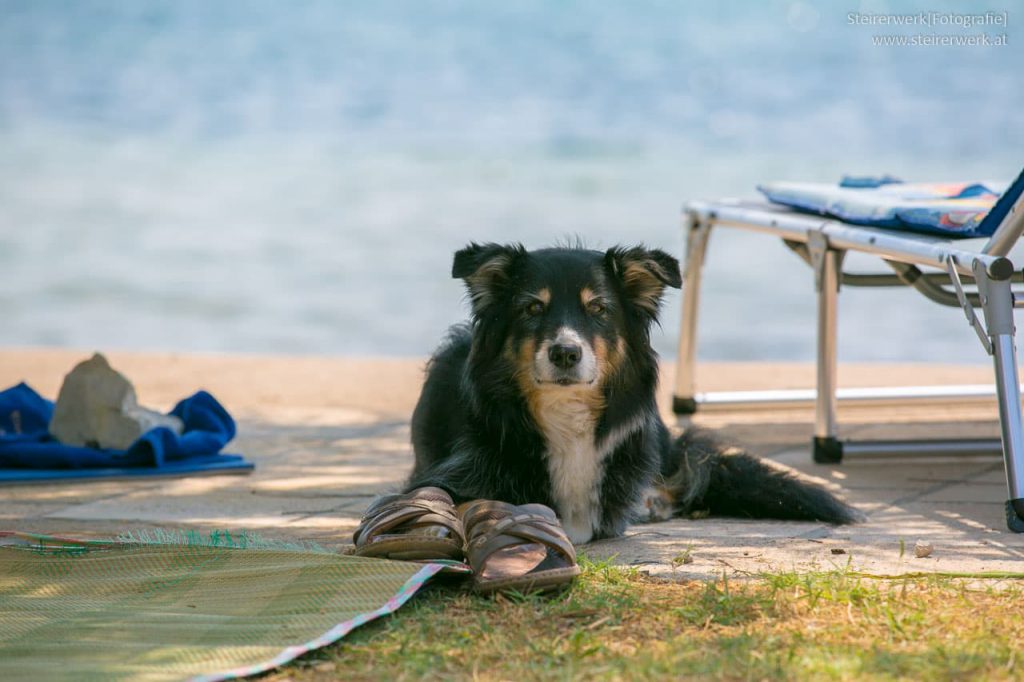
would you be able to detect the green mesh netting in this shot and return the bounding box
[0,533,439,681]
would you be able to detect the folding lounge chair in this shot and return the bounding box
[673,169,1024,531]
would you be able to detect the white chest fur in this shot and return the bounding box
[529,387,606,544]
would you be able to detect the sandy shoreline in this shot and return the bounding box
[0,347,999,422]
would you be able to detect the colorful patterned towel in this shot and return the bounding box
[0,530,467,681]
[759,168,1024,238]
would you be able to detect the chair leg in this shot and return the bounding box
[813,244,844,463]
[978,273,1024,532]
[673,214,711,415]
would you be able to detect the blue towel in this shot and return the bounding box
[0,383,249,471]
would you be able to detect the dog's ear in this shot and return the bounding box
[604,245,682,318]
[452,242,525,314]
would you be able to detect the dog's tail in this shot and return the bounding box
[662,428,864,524]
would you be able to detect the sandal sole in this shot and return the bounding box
[473,565,581,596]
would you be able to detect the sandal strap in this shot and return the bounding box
[463,503,576,570]
[359,502,460,541]
[353,490,464,546]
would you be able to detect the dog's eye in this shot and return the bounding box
[525,301,545,316]
[587,300,607,316]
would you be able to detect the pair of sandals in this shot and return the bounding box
[351,487,580,595]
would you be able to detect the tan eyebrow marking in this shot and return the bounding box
[580,287,597,306]
[537,288,551,304]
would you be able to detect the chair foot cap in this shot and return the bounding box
[1006,499,1024,533]
[673,396,698,415]
[813,436,843,464]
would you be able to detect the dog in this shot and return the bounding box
[406,242,863,544]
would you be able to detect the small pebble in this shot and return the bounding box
[830,548,846,555]
[914,540,934,558]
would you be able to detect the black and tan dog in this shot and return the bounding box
[406,243,862,544]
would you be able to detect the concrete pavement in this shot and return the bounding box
[3,349,1022,579]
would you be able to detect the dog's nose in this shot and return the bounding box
[548,343,582,369]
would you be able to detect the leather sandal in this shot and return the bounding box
[460,500,581,595]
[352,487,465,561]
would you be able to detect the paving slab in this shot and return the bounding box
[3,349,1023,579]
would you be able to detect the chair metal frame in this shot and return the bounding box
[673,186,1024,531]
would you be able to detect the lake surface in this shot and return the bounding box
[1,1,1020,363]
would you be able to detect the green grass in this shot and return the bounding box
[265,557,1024,681]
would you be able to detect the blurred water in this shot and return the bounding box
[0,1,1021,362]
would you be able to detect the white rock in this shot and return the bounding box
[914,540,934,558]
[48,353,184,450]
